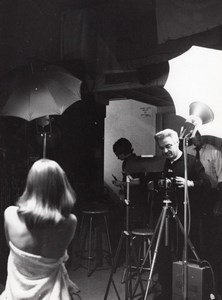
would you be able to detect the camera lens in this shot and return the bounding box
[158,178,172,189]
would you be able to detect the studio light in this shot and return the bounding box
[180,101,214,139]
[180,101,214,300]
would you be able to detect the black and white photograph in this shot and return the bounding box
[0,1,222,299]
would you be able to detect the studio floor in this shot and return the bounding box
[68,264,158,300]
[66,223,160,300]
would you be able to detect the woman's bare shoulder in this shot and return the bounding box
[63,214,77,237]
[4,206,26,246]
[5,205,18,213]
[4,206,18,221]
[68,213,77,223]
[64,214,77,232]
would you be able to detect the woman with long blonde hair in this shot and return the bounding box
[1,159,79,300]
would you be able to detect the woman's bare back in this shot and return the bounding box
[4,206,77,259]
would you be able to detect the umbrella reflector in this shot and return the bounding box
[0,65,82,121]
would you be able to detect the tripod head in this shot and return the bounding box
[162,191,172,206]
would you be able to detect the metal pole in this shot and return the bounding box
[43,132,47,158]
[183,137,189,300]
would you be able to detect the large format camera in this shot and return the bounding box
[158,177,176,190]
[158,169,176,191]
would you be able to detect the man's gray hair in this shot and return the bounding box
[154,129,179,143]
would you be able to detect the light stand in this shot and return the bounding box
[181,137,189,300]
[179,101,214,300]
[104,175,143,300]
[36,115,52,158]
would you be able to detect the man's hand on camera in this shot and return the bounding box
[175,176,194,188]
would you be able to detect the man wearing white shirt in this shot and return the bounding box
[187,131,222,297]
[187,132,222,191]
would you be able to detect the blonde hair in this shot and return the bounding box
[17,159,76,229]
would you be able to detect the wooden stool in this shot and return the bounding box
[131,227,153,270]
[120,227,153,298]
[78,208,113,276]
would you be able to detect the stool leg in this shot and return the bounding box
[143,238,146,260]
[147,237,152,269]
[78,215,86,258]
[96,220,103,268]
[138,237,143,266]
[130,235,143,267]
[104,215,113,265]
[87,215,93,276]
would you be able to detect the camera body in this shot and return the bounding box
[148,170,176,192]
[158,169,176,190]
[158,177,176,190]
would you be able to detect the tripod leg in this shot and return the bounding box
[104,232,125,300]
[170,207,200,262]
[144,206,168,300]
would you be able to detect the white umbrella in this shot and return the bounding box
[0,65,82,121]
[0,65,82,157]
[164,45,222,138]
